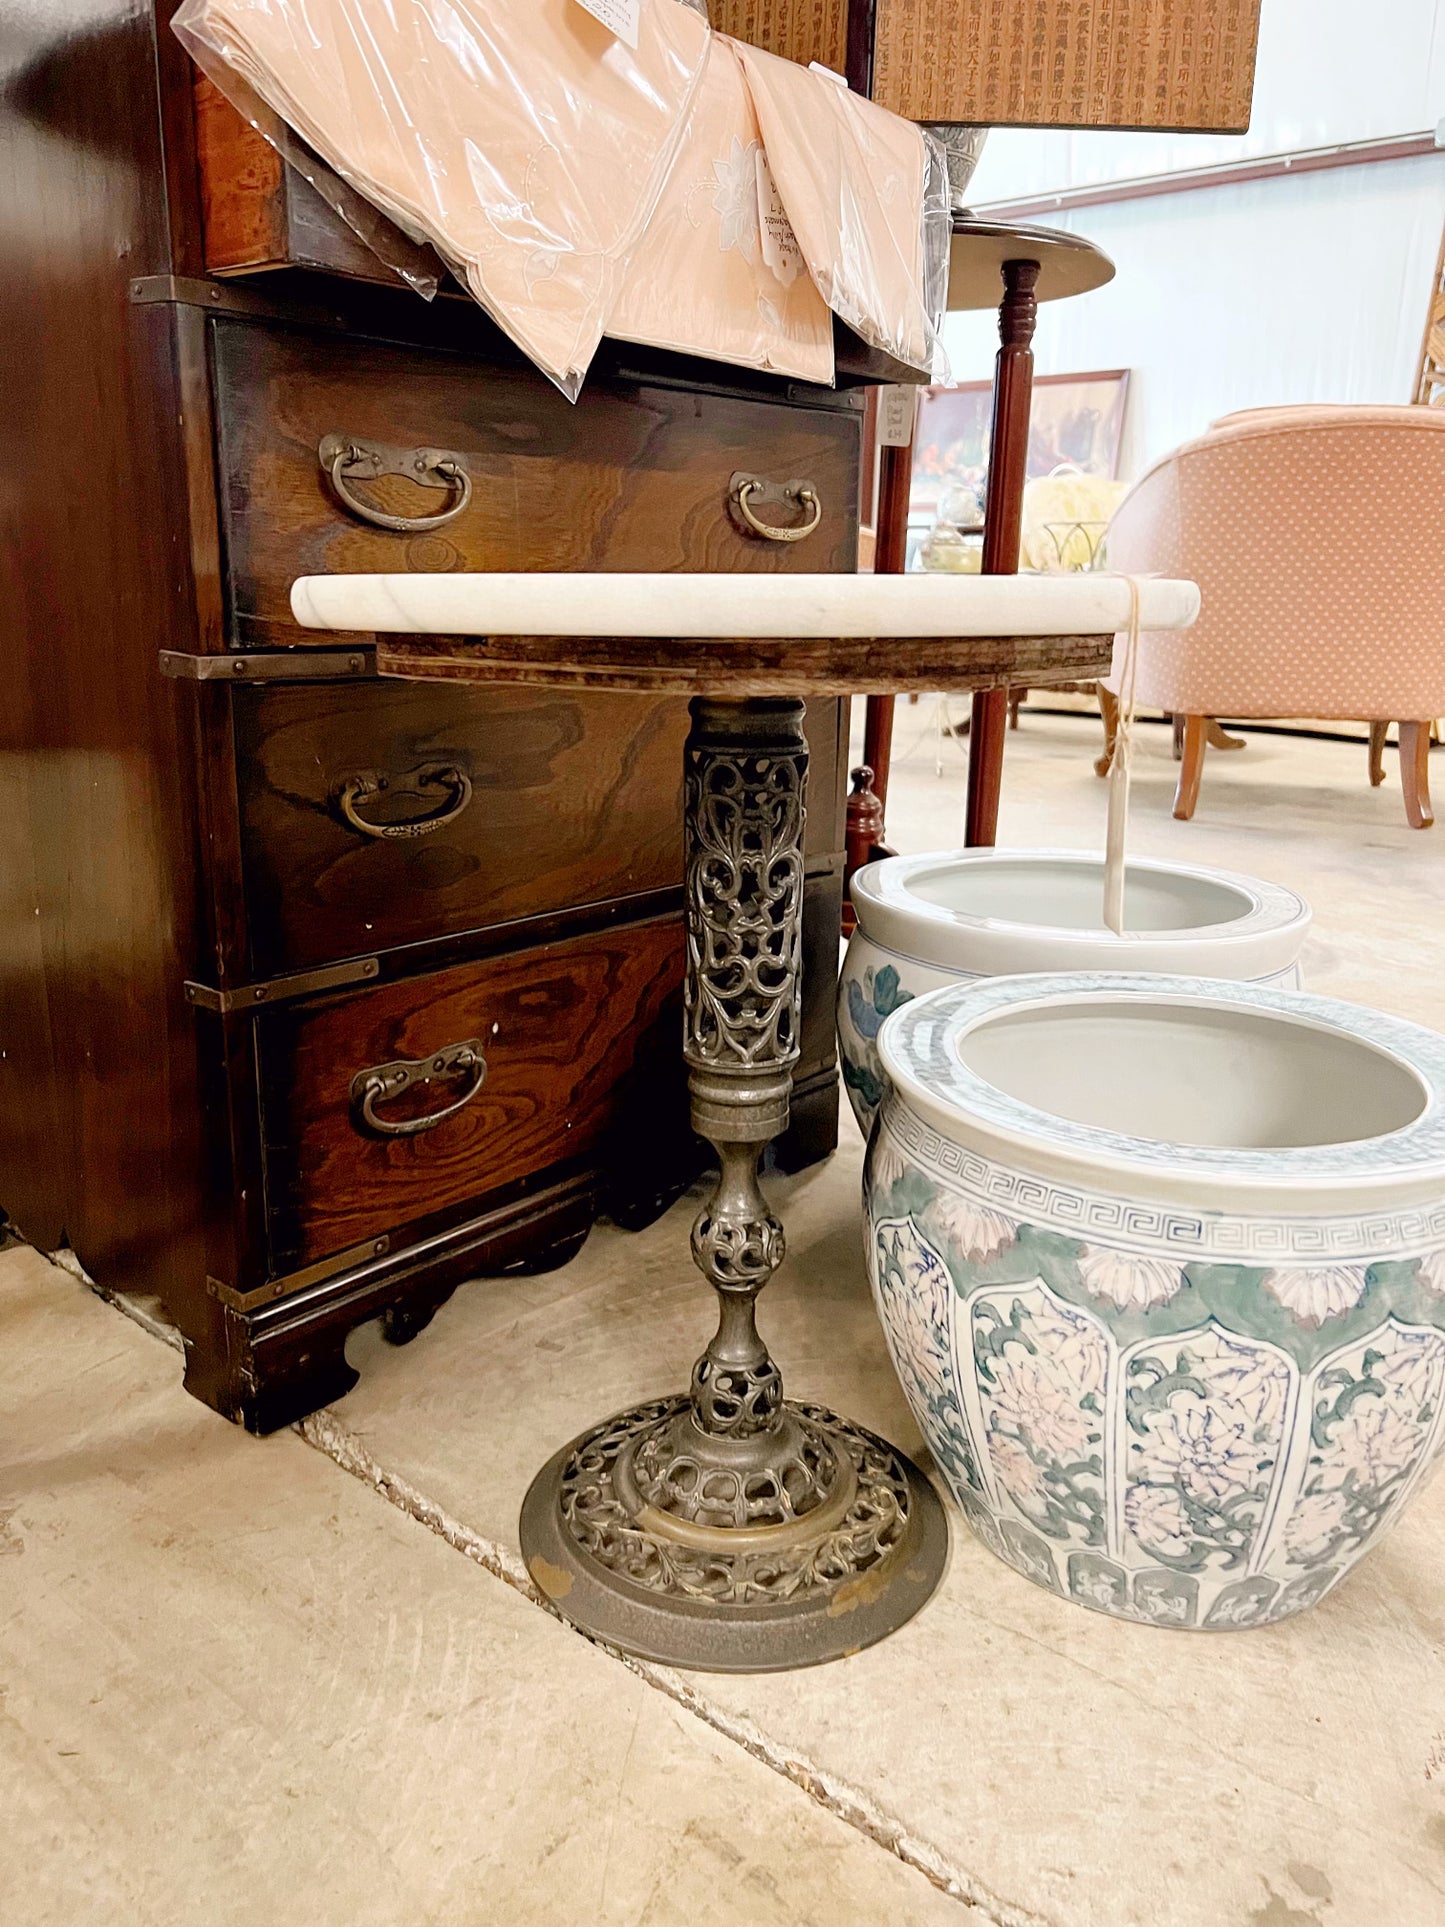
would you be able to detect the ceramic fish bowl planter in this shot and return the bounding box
[839,851,1310,1137]
[866,974,1445,1629]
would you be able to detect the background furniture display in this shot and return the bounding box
[912,368,1130,525]
[710,1,1263,132]
[1105,404,1445,829]
[853,219,1113,876]
[1,0,867,1434]
[292,567,1189,1669]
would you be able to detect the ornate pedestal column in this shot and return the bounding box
[520,697,947,1672]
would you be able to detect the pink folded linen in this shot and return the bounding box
[176,0,710,396]
[727,39,946,375]
[608,36,834,384]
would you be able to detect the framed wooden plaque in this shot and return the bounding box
[712,0,1263,134]
[709,1,850,75]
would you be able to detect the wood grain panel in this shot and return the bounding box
[258,919,684,1267]
[210,319,862,643]
[711,1,850,72]
[872,0,1262,132]
[374,628,1115,695]
[233,681,843,975]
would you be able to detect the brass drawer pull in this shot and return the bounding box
[730,472,823,543]
[351,1040,487,1137]
[336,762,473,840]
[319,432,473,532]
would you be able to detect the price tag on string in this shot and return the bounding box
[755,151,804,287]
[876,386,917,448]
[572,0,640,51]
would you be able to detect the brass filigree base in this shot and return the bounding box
[520,1397,947,1672]
[519,695,947,1671]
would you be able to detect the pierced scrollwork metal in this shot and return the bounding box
[557,1397,914,1605]
[519,697,949,1667]
[683,699,806,1079]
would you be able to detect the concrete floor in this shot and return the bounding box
[4,715,1444,1926]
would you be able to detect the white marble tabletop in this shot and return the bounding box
[289,570,1199,640]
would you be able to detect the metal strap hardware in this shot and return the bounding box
[729,472,823,543]
[207,1236,391,1312]
[184,957,380,1015]
[319,432,472,532]
[351,1040,487,1137]
[159,649,373,682]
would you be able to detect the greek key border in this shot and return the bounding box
[880,1103,1445,1262]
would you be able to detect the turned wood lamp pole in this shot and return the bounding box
[851,221,1114,872]
[966,255,1040,846]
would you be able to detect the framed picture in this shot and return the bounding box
[910,369,1131,523]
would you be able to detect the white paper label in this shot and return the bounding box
[877,385,917,448]
[573,0,639,51]
[755,151,804,289]
[807,61,849,88]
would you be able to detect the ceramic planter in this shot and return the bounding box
[839,850,1310,1136]
[865,973,1445,1629]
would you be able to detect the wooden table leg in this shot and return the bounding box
[847,432,913,928]
[965,257,1040,847]
[859,437,914,819]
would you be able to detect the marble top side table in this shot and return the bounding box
[858,218,1116,865]
[291,569,1198,1672]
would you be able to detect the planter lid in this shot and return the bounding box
[851,849,1309,979]
[879,973,1445,1215]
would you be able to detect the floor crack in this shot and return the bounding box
[297,1404,1050,1927]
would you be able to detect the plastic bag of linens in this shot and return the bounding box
[727,39,950,378]
[607,36,834,384]
[172,0,711,400]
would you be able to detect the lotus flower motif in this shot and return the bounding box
[1283,1487,1351,1564]
[1076,1245,1183,1313]
[1263,1264,1369,1327]
[869,1136,908,1198]
[988,1346,1097,1464]
[930,1192,1017,1265]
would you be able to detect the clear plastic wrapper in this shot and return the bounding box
[176,8,441,298]
[727,40,951,378]
[607,37,834,385]
[173,0,711,400]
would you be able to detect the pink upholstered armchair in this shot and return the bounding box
[1105,405,1445,828]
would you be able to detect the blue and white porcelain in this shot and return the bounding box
[866,972,1445,1630]
[839,850,1310,1136]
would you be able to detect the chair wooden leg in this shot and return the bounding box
[1173,714,1207,820]
[1368,720,1388,788]
[1008,688,1024,729]
[1399,720,1435,829]
[1094,684,1119,778]
[1171,712,1184,759]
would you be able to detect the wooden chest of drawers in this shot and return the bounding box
[0,2,866,1432]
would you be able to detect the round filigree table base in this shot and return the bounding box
[520,1395,948,1673]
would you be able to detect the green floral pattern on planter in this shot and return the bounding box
[864,1123,1445,1630]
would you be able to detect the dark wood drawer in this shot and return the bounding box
[234,681,844,976]
[211,319,862,647]
[257,917,684,1271]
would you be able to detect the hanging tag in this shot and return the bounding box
[572,0,640,51]
[755,151,804,287]
[877,386,917,448]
